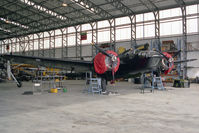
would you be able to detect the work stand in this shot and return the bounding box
[141,73,165,94]
[85,71,102,95]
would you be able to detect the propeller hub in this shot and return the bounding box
[169,57,174,63]
[111,55,117,62]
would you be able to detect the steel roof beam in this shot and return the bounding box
[1,0,73,39]
[71,0,112,18]
[1,0,199,40]
[1,0,64,34]
[139,0,159,12]
[105,0,135,15]
[0,7,42,29]
[3,0,93,37]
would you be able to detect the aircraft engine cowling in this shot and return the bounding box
[162,52,174,75]
[94,50,120,74]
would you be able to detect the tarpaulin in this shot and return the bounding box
[163,52,174,75]
[94,50,120,74]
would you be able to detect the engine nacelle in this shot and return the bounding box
[94,50,120,74]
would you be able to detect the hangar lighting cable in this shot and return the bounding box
[20,0,67,20]
[0,27,11,33]
[0,17,29,29]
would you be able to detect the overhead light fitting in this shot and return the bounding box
[62,3,68,7]
[70,0,95,14]
[5,17,10,24]
[62,0,67,7]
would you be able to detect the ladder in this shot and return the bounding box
[141,73,153,93]
[89,78,102,94]
[85,71,102,94]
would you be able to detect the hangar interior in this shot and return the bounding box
[0,0,199,133]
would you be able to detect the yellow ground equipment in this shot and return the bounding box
[50,88,58,93]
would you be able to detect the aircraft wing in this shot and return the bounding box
[1,54,93,72]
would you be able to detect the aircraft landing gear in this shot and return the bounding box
[101,78,107,93]
[17,81,22,88]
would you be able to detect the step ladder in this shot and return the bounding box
[141,73,153,93]
[89,78,102,94]
[152,76,165,90]
[85,71,102,94]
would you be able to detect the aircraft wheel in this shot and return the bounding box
[17,81,22,88]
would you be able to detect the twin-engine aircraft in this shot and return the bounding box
[0,43,196,91]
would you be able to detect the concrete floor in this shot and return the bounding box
[0,80,199,133]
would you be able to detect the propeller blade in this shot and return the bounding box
[155,50,169,61]
[173,50,181,58]
[92,43,112,58]
[174,59,197,64]
[118,48,133,58]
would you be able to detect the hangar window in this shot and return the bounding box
[44,39,49,49]
[187,5,198,15]
[136,14,144,22]
[82,24,92,31]
[68,27,76,33]
[136,24,144,39]
[55,37,62,47]
[116,26,131,41]
[187,18,198,33]
[144,12,154,21]
[116,16,131,26]
[160,20,182,36]
[98,29,110,43]
[160,8,182,19]
[98,20,110,28]
[68,34,76,46]
[144,23,155,38]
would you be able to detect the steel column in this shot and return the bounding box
[18,37,26,55]
[75,25,82,58]
[154,11,160,39]
[109,19,116,51]
[37,33,44,57]
[9,38,15,53]
[175,0,187,79]
[129,15,136,49]
[90,22,98,57]
[61,28,68,59]
[181,6,187,79]
[48,30,56,58]
[27,34,34,56]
